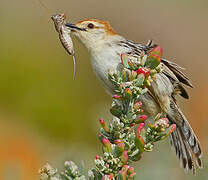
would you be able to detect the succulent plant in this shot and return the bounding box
[39,46,176,180]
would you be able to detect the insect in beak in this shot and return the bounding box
[65,23,86,32]
[51,14,77,80]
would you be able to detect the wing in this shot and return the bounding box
[161,58,193,88]
[161,62,190,99]
[121,39,192,99]
[124,40,202,172]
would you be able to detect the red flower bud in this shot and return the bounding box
[137,123,145,137]
[99,118,104,125]
[112,94,122,100]
[95,155,100,159]
[125,88,132,98]
[135,115,148,123]
[99,118,109,133]
[102,137,112,152]
[102,137,110,145]
[136,67,150,77]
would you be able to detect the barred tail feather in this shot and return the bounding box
[168,101,203,173]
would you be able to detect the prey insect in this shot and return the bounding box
[51,14,76,80]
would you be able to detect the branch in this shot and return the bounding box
[39,46,176,180]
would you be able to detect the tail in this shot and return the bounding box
[168,100,203,174]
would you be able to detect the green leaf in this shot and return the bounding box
[113,145,123,157]
[135,74,145,87]
[145,54,161,69]
[110,104,123,118]
[121,54,130,68]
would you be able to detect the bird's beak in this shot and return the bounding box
[65,23,86,32]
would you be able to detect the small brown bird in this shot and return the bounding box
[65,19,203,173]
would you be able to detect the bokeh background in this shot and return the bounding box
[0,0,207,179]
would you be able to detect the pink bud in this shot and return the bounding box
[170,124,176,133]
[134,101,142,109]
[139,115,148,120]
[102,137,111,146]
[99,118,104,125]
[101,137,112,153]
[96,155,100,159]
[114,139,123,144]
[135,115,148,123]
[137,123,145,137]
[136,67,150,77]
[99,118,109,133]
[112,94,122,100]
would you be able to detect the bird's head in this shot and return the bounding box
[65,19,118,50]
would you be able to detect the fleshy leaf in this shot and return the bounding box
[149,46,163,57]
[145,54,161,69]
[135,115,148,124]
[135,74,145,87]
[121,150,129,164]
[121,54,130,69]
[110,104,123,118]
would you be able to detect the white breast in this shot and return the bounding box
[89,44,123,94]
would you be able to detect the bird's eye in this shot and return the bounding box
[87,23,94,29]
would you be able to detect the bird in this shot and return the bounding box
[65,19,202,173]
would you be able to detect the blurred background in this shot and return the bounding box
[0,0,207,179]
